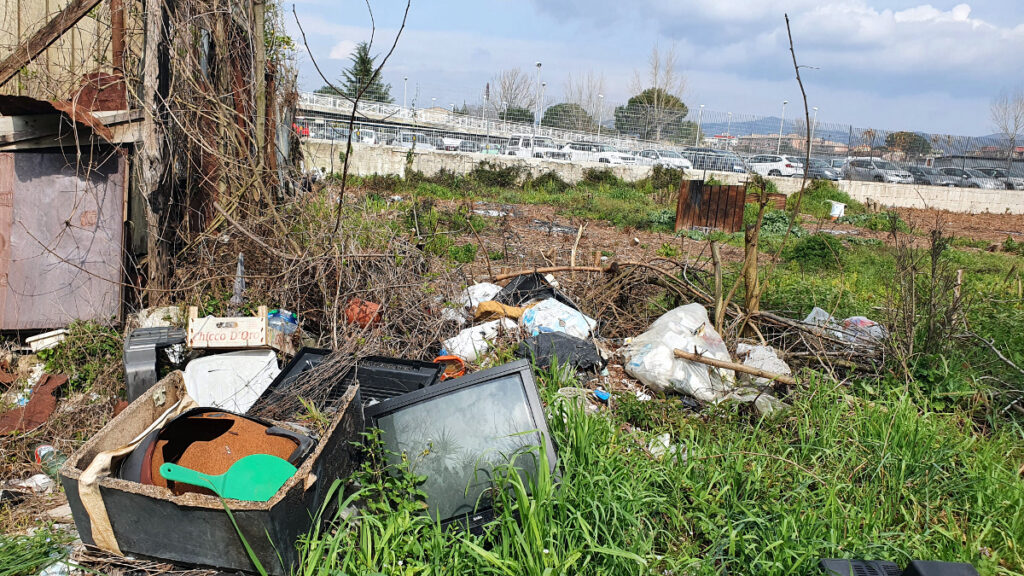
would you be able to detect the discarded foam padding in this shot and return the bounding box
[59,371,364,575]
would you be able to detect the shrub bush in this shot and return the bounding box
[469,161,524,187]
[783,233,848,269]
[581,167,623,187]
[789,179,863,219]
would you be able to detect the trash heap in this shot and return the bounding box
[0,264,894,575]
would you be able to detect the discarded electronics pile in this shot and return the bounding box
[44,283,567,575]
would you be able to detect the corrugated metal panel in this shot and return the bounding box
[1,149,123,329]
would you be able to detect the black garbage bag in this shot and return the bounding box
[516,332,605,372]
[495,272,579,310]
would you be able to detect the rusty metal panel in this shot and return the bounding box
[675,181,747,233]
[1,149,123,329]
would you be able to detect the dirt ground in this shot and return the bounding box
[896,207,1024,244]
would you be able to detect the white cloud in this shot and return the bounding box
[328,39,358,60]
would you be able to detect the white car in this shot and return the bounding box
[563,141,636,165]
[394,131,436,151]
[504,135,570,160]
[746,154,800,177]
[780,155,806,177]
[352,129,377,145]
[637,149,693,169]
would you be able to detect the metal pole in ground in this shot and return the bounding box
[777,100,788,154]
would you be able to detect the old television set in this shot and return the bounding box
[364,359,558,532]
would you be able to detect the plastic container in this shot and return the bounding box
[828,200,846,220]
[268,309,298,334]
[35,444,68,479]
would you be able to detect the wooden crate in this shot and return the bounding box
[187,305,268,348]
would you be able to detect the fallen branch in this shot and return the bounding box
[213,202,300,261]
[673,348,798,387]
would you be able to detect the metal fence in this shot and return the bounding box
[294,90,1024,188]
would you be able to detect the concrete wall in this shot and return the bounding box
[302,141,1024,215]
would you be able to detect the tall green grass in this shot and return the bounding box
[294,365,1024,575]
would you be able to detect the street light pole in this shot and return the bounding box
[694,104,704,146]
[534,62,542,156]
[597,93,604,138]
[809,106,819,157]
[403,77,408,109]
[727,112,732,137]
[777,100,788,154]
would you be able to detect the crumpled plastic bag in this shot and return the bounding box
[520,298,597,340]
[621,304,735,402]
[459,283,502,311]
[736,343,792,387]
[804,307,887,345]
[441,318,519,362]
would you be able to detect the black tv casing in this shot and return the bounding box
[364,359,558,532]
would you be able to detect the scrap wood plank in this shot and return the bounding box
[0,0,105,87]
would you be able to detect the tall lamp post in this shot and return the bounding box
[777,100,788,154]
[533,62,542,156]
[809,106,819,157]
[694,104,704,146]
[403,77,408,109]
[597,93,604,138]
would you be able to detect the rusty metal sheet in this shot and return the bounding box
[0,95,114,142]
[1,150,124,330]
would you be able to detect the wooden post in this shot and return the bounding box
[138,0,169,301]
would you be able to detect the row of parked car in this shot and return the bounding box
[300,123,1024,190]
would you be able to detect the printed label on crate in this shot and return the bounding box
[188,306,268,348]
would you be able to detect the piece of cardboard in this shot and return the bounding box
[60,371,363,575]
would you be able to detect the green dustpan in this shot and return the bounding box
[160,454,297,502]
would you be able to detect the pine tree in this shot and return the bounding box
[340,42,393,103]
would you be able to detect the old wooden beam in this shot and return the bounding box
[0,0,105,87]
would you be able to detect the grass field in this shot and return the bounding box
[285,172,1024,575]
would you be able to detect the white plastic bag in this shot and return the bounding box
[459,283,502,311]
[441,318,519,362]
[621,304,734,402]
[183,349,280,413]
[520,298,597,340]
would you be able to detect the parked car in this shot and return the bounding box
[479,143,503,155]
[806,158,841,181]
[681,147,740,172]
[937,167,1004,189]
[715,150,748,173]
[505,135,570,160]
[636,149,693,169]
[974,167,1024,190]
[844,158,914,184]
[458,140,481,153]
[394,131,436,151]
[905,165,958,187]
[563,141,636,165]
[352,129,377,145]
[746,154,799,177]
[830,158,849,170]
[780,155,806,177]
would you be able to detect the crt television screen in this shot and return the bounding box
[368,361,554,525]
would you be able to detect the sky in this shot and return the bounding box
[285,1,1024,136]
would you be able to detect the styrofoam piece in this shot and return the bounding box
[26,329,69,352]
[183,350,280,414]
